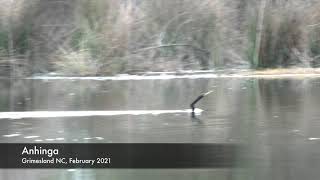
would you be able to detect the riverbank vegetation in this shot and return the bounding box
[0,0,320,76]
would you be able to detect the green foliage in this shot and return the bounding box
[247,17,257,68]
[309,31,320,67]
[0,27,9,55]
[15,26,31,54]
[0,22,31,57]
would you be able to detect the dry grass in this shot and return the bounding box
[53,49,99,76]
[2,0,320,76]
[256,2,308,68]
[306,2,320,67]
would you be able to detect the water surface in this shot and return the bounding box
[1,75,320,180]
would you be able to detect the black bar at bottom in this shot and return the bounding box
[0,143,239,168]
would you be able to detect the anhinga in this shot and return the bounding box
[190,91,213,117]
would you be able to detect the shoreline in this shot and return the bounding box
[2,68,320,79]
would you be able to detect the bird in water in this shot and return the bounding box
[190,91,213,117]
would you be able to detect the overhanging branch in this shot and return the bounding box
[131,44,210,55]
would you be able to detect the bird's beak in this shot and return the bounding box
[204,91,213,96]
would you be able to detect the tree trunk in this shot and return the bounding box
[253,0,267,68]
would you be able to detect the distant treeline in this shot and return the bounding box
[0,0,320,76]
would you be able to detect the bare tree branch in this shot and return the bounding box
[131,44,210,55]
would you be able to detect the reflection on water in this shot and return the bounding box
[1,77,320,179]
[0,109,203,119]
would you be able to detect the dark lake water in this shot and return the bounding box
[1,75,320,180]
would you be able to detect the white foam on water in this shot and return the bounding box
[28,74,218,80]
[83,137,93,140]
[3,134,21,137]
[0,109,203,119]
[24,135,40,139]
[67,169,77,172]
[308,137,320,141]
[95,137,104,140]
[27,73,320,81]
